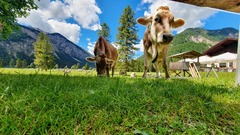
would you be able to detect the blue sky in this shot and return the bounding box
[17,0,240,58]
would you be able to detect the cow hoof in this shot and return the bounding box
[166,76,170,79]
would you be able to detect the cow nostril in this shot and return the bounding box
[163,34,173,43]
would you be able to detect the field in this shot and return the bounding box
[0,68,240,134]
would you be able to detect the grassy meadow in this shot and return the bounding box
[0,68,240,134]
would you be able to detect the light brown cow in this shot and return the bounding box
[86,36,118,77]
[137,6,185,78]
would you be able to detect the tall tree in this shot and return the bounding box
[0,58,5,67]
[15,58,22,68]
[0,0,38,39]
[9,59,15,68]
[97,22,111,42]
[22,60,28,68]
[116,5,139,71]
[34,32,54,71]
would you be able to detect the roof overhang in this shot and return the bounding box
[202,38,238,56]
[171,0,240,13]
[169,50,202,59]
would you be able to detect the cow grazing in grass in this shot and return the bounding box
[137,6,185,78]
[86,36,118,77]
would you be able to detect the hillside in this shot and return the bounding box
[0,25,94,68]
[137,27,238,61]
[169,27,238,56]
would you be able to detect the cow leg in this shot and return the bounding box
[106,67,110,77]
[162,59,170,79]
[154,62,161,78]
[142,51,149,78]
[111,65,115,77]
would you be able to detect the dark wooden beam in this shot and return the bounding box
[171,0,240,13]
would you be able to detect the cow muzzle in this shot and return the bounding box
[162,33,173,44]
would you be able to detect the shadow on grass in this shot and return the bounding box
[0,73,239,134]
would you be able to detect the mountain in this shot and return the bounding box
[0,25,94,68]
[169,27,238,56]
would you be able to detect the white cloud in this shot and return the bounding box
[48,20,80,43]
[141,0,218,33]
[87,38,96,55]
[17,10,53,33]
[17,0,101,43]
[45,0,71,20]
[134,40,144,52]
[34,0,51,10]
[133,40,144,58]
[111,42,120,49]
[66,0,101,30]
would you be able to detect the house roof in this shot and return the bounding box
[171,0,240,13]
[180,52,237,63]
[202,38,238,56]
[169,50,202,59]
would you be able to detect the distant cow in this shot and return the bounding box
[137,6,185,78]
[130,72,136,78]
[86,36,118,77]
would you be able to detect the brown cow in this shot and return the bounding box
[86,36,118,77]
[137,6,185,78]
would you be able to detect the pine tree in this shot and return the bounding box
[33,32,54,71]
[97,22,111,42]
[54,64,59,69]
[29,63,35,68]
[22,60,28,68]
[0,58,5,67]
[9,59,15,68]
[116,5,139,71]
[15,58,22,68]
[82,63,89,70]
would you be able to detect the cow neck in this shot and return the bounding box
[147,22,158,63]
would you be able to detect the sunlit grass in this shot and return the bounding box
[0,68,239,134]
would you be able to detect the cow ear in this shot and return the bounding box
[137,16,152,26]
[86,57,96,62]
[172,18,185,28]
[106,58,114,64]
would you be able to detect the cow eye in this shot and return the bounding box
[154,17,162,23]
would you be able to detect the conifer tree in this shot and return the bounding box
[97,22,111,42]
[9,59,15,68]
[116,5,139,71]
[0,58,5,67]
[33,32,54,71]
[22,60,28,68]
[15,58,22,68]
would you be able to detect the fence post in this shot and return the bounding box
[236,24,240,86]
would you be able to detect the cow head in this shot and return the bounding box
[137,6,185,44]
[86,53,114,76]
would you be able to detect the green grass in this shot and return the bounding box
[0,68,240,134]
